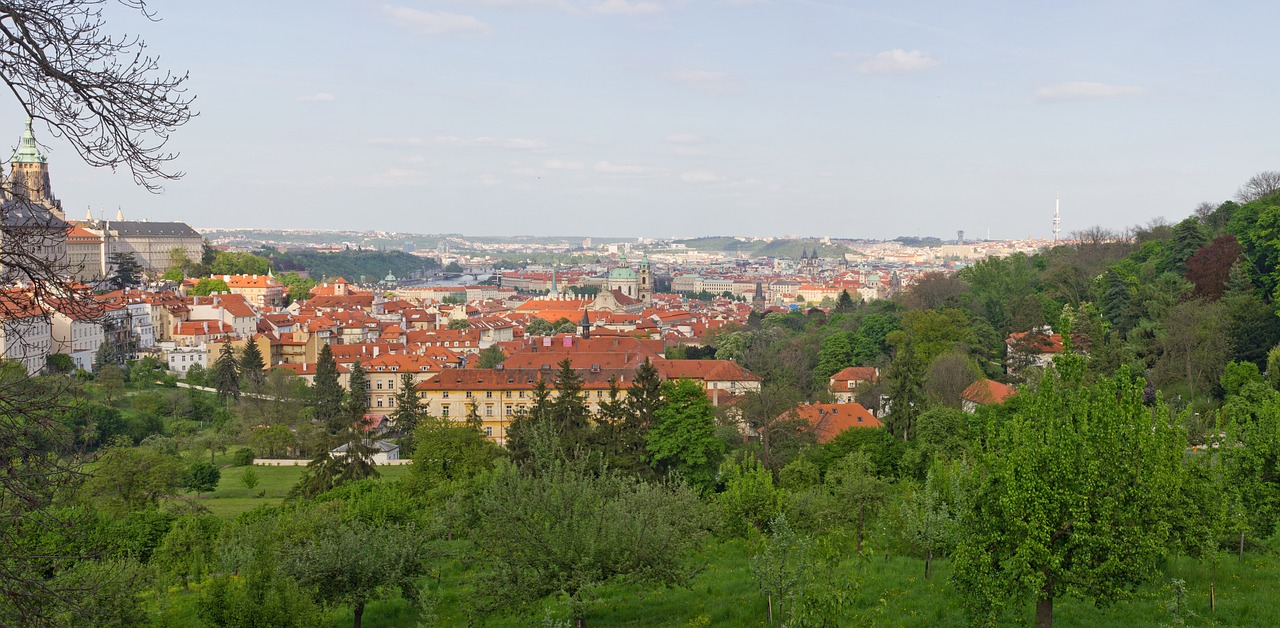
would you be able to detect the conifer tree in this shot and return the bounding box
[312,344,345,433]
[209,342,240,406]
[549,357,591,451]
[390,372,424,452]
[239,338,266,388]
[883,335,925,441]
[345,361,369,426]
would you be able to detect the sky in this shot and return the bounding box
[4,0,1279,240]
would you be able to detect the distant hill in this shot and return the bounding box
[671,237,856,259]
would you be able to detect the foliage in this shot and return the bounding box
[410,416,501,488]
[312,344,345,432]
[182,461,222,496]
[716,455,784,538]
[232,447,256,466]
[476,345,506,368]
[87,444,183,512]
[210,342,240,405]
[647,378,725,493]
[239,340,266,388]
[190,277,230,296]
[210,251,271,276]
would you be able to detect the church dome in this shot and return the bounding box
[609,266,637,280]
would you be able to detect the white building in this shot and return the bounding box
[162,342,208,374]
[47,299,104,373]
[0,292,51,375]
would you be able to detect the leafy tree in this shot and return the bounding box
[883,334,925,441]
[525,317,554,336]
[281,517,428,628]
[549,357,592,450]
[312,344,344,432]
[184,362,207,386]
[476,345,505,368]
[717,455,784,538]
[646,378,724,493]
[210,251,271,276]
[447,318,471,330]
[279,271,316,303]
[825,451,887,554]
[813,331,855,386]
[1235,170,1280,203]
[1185,234,1243,300]
[290,427,380,499]
[471,458,708,626]
[952,358,1185,628]
[239,339,266,388]
[190,277,230,296]
[410,415,500,488]
[850,313,900,365]
[153,514,222,590]
[900,459,965,578]
[209,342,240,405]
[161,267,183,282]
[182,461,222,497]
[96,364,125,403]
[87,445,184,512]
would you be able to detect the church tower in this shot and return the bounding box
[638,253,652,305]
[5,116,63,219]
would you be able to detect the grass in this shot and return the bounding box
[170,463,413,520]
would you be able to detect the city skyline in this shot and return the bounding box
[2,0,1276,238]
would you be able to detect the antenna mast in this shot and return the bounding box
[1053,191,1061,244]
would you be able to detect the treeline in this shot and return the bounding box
[266,249,440,283]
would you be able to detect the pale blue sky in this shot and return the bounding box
[5,0,1277,239]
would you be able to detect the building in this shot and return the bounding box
[828,366,879,403]
[47,298,104,372]
[960,379,1017,413]
[0,290,51,375]
[776,403,881,444]
[219,273,286,308]
[1,119,68,281]
[80,214,203,276]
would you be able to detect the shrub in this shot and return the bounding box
[231,447,256,466]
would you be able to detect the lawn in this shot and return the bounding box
[170,463,413,519]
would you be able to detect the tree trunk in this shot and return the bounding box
[574,615,587,628]
[1035,579,1053,628]
[1210,579,1216,613]
[924,548,932,579]
[767,594,773,627]
[1239,531,1245,560]
[353,601,365,628]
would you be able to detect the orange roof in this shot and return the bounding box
[651,358,761,382]
[830,366,878,383]
[960,379,1017,406]
[777,403,881,443]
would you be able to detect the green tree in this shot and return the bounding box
[281,517,428,628]
[153,514,222,590]
[717,455,784,538]
[290,427,380,499]
[901,459,965,578]
[96,364,125,404]
[312,344,344,432]
[240,466,260,492]
[389,372,424,451]
[161,267,183,282]
[476,345,505,368]
[836,289,856,312]
[209,342,240,405]
[107,251,143,289]
[813,331,855,386]
[87,445,184,512]
[239,339,266,388]
[472,458,708,626]
[951,358,1186,628]
[825,450,886,554]
[410,415,500,488]
[211,251,271,276]
[190,277,230,296]
[549,357,591,450]
[182,461,221,497]
[525,317,554,336]
[883,334,925,441]
[646,379,724,493]
[345,360,369,423]
[447,318,471,330]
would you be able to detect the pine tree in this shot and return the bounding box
[836,289,856,312]
[107,251,143,289]
[312,344,344,433]
[505,376,552,464]
[345,361,369,427]
[239,338,266,388]
[209,342,240,406]
[389,372,423,452]
[883,337,925,441]
[549,357,591,450]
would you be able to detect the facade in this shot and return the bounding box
[0,291,51,375]
[47,299,104,372]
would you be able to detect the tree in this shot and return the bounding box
[312,344,344,432]
[153,514,222,590]
[646,379,724,493]
[1235,170,1280,203]
[883,335,925,441]
[239,339,265,388]
[548,357,591,450]
[524,317,554,336]
[472,459,708,627]
[447,318,471,330]
[389,372,423,448]
[96,364,125,403]
[282,518,428,628]
[240,466,259,492]
[182,461,221,497]
[345,360,369,424]
[900,459,964,578]
[1185,234,1243,301]
[190,277,230,296]
[87,444,184,512]
[476,345,505,368]
[290,427,380,499]
[924,351,980,409]
[825,451,886,554]
[951,358,1185,628]
[107,251,143,289]
[1165,217,1209,274]
[717,455,784,538]
[836,289,856,312]
[410,415,500,488]
[209,342,240,405]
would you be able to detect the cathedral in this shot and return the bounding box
[589,254,652,313]
[0,117,68,283]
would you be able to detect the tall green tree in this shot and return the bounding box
[952,357,1185,628]
[209,342,240,406]
[312,344,344,433]
[389,372,424,452]
[646,379,724,493]
[238,339,266,388]
[107,251,143,289]
[410,415,500,488]
[883,334,925,441]
[345,361,369,425]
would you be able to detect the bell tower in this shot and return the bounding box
[638,253,652,305]
[5,116,63,219]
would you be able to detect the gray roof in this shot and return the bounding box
[1,200,68,230]
[108,221,200,238]
[331,440,399,454]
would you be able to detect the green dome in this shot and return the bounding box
[609,266,637,280]
[11,116,46,164]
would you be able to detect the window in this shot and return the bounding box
[484,426,493,437]
[465,391,472,398]
[442,407,450,417]
[519,391,526,398]
[486,391,493,398]
[376,399,383,407]
[486,405,493,416]
[505,391,512,398]
[376,381,383,390]
[442,392,449,398]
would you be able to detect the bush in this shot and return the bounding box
[182,462,221,496]
[231,447,256,467]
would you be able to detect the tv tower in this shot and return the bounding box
[1053,192,1061,244]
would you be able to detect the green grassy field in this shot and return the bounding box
[168,463,413,519]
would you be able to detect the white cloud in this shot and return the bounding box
[680,170,725,183]
[543,159,585,170]
[1033,81,1148,103]
[595,160,661,175]
[380,5,491,36]
[297,92,335,103]
[665,69,741,94]
[432,136,549,149]
[851,49,938,75]
[368,137,426,146]
[473,173,502,187]
[590,0,663,15]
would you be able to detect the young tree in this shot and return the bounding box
[96,364,125,404]
[952,357,1185,628]
[190,277,230,296]
[153,514,222,590]
[209,342,240,405]
[240,466,260,493]
[476,345,506,368]
[646,378,724,493]
[900,459,965,578]
[825,451,886,555]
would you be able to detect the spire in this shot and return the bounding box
[85,206,92,221]
[115,207,124,221]
[11,116,47,164]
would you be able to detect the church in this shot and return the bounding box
[588,254,652,313]
[0,117,69,283]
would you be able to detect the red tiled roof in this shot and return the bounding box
[960,379,1017,406]
[777,403,881,443]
